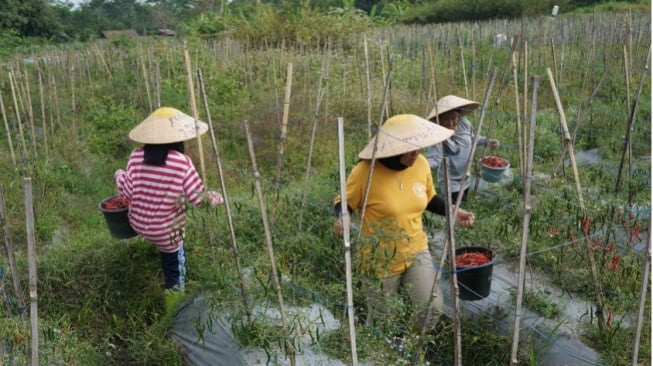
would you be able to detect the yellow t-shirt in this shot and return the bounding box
[335,155,436,278]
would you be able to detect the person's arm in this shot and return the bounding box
[425,145,443,171]
[426,195,475,227]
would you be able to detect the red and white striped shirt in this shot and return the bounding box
[115,147,205,252]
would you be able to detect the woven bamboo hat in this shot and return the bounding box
[426,95,480,121]
[358,114,454,159]
[128,107,208,144]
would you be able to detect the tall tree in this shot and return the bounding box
[1,0,60,38]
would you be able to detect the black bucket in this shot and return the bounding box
[454,246,495,301]
[99,195,137,239]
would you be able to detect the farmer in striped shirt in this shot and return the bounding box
[115,107,223,293]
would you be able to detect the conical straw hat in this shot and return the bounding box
[426,95,480,121]
[358,114,454,159]
[128,107,208,144]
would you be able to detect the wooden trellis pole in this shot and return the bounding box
[615,45,650,195]
[197,68,250,321]
[420,159,462,366]
[473,39,518,193]
[243,120,296,366]
[355,61,393,243]
[24,177,38,366]
[546,67,605,331]
[140,53,153,112]
[299,49,329,230]
[35,61,48,158]
[459,37,469,99]
[511,49,523,179]
[551,72,607,177]
[510,75,538,365]
[0,90,16,165]
[183,43,207,184]
[0,185,24,318]
[336,117,358,366]
[9,71,28,161]
[363,35,372,139]
[631,232,651,365]
[275,62,293,201]
[456,67,498,206]
[522,41,529,179]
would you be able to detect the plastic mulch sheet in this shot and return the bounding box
[170,294,246,366]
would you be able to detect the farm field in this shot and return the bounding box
[0,9,650,366]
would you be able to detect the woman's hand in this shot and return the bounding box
[333,217,345,237]
[207,191,224,208]
[455,208,475,227]
[488,139,500,148]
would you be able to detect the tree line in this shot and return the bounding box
[0,0,646,50]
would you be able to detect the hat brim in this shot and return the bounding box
[358,114,454,159]
[129,107,208,144]
[426,95,480,121]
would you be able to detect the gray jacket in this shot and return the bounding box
[425,116,486,193]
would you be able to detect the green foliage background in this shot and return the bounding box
[0,3,650,365]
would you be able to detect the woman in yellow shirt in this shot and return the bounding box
[333,114,475,332]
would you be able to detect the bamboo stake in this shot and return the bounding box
[19,65,35,149]
[511,50,523,179]
[183,44,207,184]
[140,54,153,112]
[510,75,538,365]
[546,67,605,331]
[420,159,462,366]
[551,72,607,177]
[615,45,650,195]
[243,120,296,366]
[550,39,558,86]
[48,66,61,131]
[0,90,16,165]
[379,46,390,118]
[336,117,359,366]
[355,62,393,244]
[9,71,28,161]
[622,44,632,188]
[363,35,372,138]
[444,161,462,366]
[631,232,650,366]
[473,39,518,193]
[299,49,329,230]
[197,69,251,321]
[522,41,529,179]
[456,67,498,205]
[459,37,469,99]
[24,177,38,366]
[275,63,293,201]
[36,62,47,158]
[471,27,477,100]
[0,186,24,318]
[427,45,439,113]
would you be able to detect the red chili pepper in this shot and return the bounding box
[103,196,131,210]
[548,226,559,237]
[582,217,591,236]
[627,223,642,246]
[568,231,575,247]
[607,255,620,270]
[455,252,492,267]
[606,310,613,328]
[591,237,601,251]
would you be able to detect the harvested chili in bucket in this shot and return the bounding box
[481,155,508,168]
[455,251,492,267]
[102,196,131,211]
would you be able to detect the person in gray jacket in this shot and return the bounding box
[424,95,499,204]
